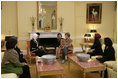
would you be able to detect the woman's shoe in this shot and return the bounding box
[56,57,59,59]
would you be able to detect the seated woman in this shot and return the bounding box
[9,36,27,63]
[30,33,45,57]
[96,37,115,63]
[61,33,73,63]
[11,36,30,78]
[56,33,63,59]
[87,33,103,57]
[1,37,30,78]
[96,37,115,78]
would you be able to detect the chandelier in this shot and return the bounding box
[39,8,46,17]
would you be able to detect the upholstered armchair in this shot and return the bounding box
[1,52,18,78]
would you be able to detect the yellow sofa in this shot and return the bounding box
[92,43,117,78]
[1,52,18,78]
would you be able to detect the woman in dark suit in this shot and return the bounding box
[87,33,103,57]
[56,33,63,59]
[96,37,115,63]
[30,33,45,57]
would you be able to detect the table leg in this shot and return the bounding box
[80,45,84,52]
[101,71,104,78]
[61,74,64,78]
[38,75,40,78]
[83,72,86,78]
[68,60,70,72]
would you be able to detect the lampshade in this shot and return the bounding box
[87,34,91,37]
[84,34,88,37]
[90,29,97,33]
[84,34,91,37]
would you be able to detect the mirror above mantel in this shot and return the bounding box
[37,1,57,30]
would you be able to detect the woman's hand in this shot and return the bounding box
[23,62,27,65]
[88,49,95,53]
[38,46,42,49]
[20,51,23,54]
[96,55,103,58]
[88,49,93,53]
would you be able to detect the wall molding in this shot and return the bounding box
[18,37,114,41]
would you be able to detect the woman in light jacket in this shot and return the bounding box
[61,33,73,63]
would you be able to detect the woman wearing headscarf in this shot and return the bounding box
[30,33,46,57]
[96,37,115,63]
[87,33,103,56]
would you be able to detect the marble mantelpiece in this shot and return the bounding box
[29,32,65,39]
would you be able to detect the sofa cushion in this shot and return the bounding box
[104,61,117,69]
[1,73,18,78]
[107,67,117,78]
[1,52,4,63]
[113,63,117,72]
[113,44,117,59]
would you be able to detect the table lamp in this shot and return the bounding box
[90,29,97,33]
[84,34,91,42]
[84,34,91,37]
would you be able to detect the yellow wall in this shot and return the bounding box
[1,1,117,50]
[114,6,117,43]
[57,1,76,45]
[74,1,116,47]
[17,1,37,38]
[1,1,18,36]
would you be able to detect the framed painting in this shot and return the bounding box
[86,3,102,24]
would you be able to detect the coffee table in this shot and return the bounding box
[68,56,105,78]
[36,59,64,78]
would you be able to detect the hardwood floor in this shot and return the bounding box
[28,58,101,78]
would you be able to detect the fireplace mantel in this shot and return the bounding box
[30,32,65,39]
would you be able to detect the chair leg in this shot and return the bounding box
[30,57,31,64]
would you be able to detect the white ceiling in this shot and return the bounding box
[40,1,56,6]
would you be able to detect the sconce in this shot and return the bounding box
[30,16,36,32]
[39,8,46,17]
[58,17,64,32]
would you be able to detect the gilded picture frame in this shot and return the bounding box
[86,3,102,24]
